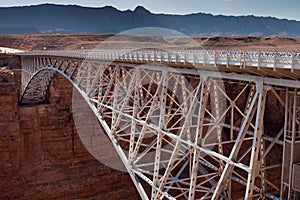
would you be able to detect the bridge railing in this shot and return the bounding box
[18,49,300,70]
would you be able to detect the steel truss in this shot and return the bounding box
[19,55,300,200]
[281,89,300,199]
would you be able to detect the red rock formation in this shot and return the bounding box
[0,67,20,185]
[0,68,140,199]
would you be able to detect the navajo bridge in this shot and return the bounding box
[17,48,300,200]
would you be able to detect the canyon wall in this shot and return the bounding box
[0,67,140,199]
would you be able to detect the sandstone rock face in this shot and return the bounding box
[0,69,140,200]
[0,67,20,183]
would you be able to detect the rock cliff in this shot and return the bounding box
[0,66,140,199]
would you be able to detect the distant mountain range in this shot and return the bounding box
[0,4,300,37]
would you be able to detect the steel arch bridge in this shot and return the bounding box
[18,49,300,200]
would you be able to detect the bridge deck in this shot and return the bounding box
[18,49,300,80]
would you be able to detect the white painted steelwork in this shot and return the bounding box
[18,49,300,71]
[18,49,300,200]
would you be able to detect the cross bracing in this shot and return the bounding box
[18,49,300,199]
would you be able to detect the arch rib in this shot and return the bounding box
[20,54,294,200]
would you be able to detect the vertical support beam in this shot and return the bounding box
[69,63,79,80]
[86,63,92,94]
[244,83,267,199]
[130,70,165,162]
[96,65,106,110]
[111,67,136,135]
[188,77,206,200]
[288,89,297,199]
[77,63,89,86]
[151,71,168,199]
[166,77,179,121]
[155,81,202,200]
[260,137,266,198]
[280,88,289,199]
[99,66,116,113]
[212,85,260,200]
[129,68,141,161]
[85,65,102,97]
[280,88,298,200]
[181,75,190,140]
[111,66,121,130]
[212,80,225,172]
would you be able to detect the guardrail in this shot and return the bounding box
[18,49,300,70]
[0,47,24,54]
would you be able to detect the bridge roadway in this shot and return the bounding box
[18,49,300,200]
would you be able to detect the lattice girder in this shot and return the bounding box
[20,54,297,200]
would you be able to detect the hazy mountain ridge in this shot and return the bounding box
[0,4,300,37]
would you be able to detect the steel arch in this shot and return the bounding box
[19,56,287,200]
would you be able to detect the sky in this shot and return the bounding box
[0,0,300,21]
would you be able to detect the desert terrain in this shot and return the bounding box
[1,33,300,51]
